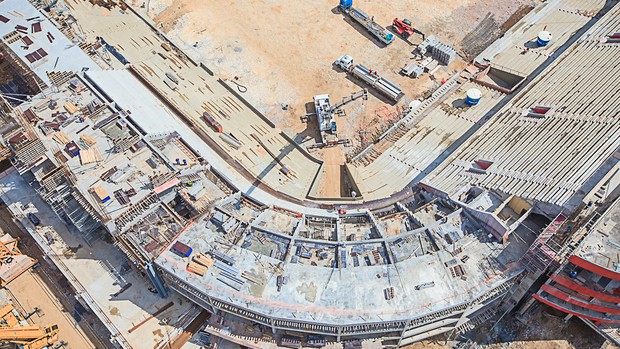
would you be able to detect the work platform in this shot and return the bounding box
[0,0,618,347]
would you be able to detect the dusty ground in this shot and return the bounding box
[134,0,533,195]
[0,200,108,349]
[5,270,96,349]
[405,303,610,349]
[138,0,531,142]
[0,203,96,349]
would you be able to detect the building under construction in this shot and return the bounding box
[0,0,619,348]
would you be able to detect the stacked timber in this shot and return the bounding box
[187,261,207,276]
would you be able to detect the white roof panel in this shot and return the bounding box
[0,0,98,86]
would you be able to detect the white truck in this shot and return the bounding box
[335,55,404,101]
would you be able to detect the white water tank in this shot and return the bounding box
[537,31,552,46]
[466,88,482,106]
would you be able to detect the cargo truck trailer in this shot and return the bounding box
[335,54,404,101]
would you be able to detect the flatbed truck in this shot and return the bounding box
[339,0,394,45]
[335,55,404,101]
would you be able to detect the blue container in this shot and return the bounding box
[465,88,482,106]
[465,96,479,106]
[339,0,352,10]
[537,31,552,47]
[171,241,192,257]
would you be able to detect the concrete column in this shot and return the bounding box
[397,320,412,348]
[517,296,538,315]
[205,295,218,314]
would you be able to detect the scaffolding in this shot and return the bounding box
[113,192,159,233]
[522,212,568,272]
[0,40,47,96]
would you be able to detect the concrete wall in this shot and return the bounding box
[507,195,532,215]
[160,264,516,348]
[473,65,526,94]
[461,205,509,241]
[488,66,526,89]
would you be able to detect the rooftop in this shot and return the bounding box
[13,76,183,228]
[0,0,98,86]
[156,191,530,326]
[575,201,620,271]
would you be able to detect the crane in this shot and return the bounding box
[0,304,59,349]
[0,324,60,349]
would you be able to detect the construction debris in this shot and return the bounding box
[0,235,38,287]
[187,261,207,276]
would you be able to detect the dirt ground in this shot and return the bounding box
[138,0,532,144]
[405,303,611,349]
[0,200,112,349]
[134,0,534,195]
[0,205,96,349]
[5,270,96,349]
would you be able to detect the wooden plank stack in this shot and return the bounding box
[193,253,214,268]
[80,134,96,147]
[187,253,213,276]
[187,261,207,276]
[80,147,103,165]
[63,101,79,114]
[52,131,69,145]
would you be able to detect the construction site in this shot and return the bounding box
[0,0,618,348]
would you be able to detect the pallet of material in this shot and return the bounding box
[80,134,96,147]
[52,131,70,145]
[256,233,266,244]
[93,185,108,198]
[64,101,79,114]
[187,261,208,276]
[192,253,214,268]
[80,147,103,165]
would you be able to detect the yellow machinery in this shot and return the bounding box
[0,304,59,349]
[0,237,38,287]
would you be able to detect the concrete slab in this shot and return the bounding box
[0,168,196,349]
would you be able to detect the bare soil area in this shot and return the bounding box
[0,201,112,348]
[138,0,533,143]
[0,206,96,349]
[6,271,97,348]
[128,0,537,196]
